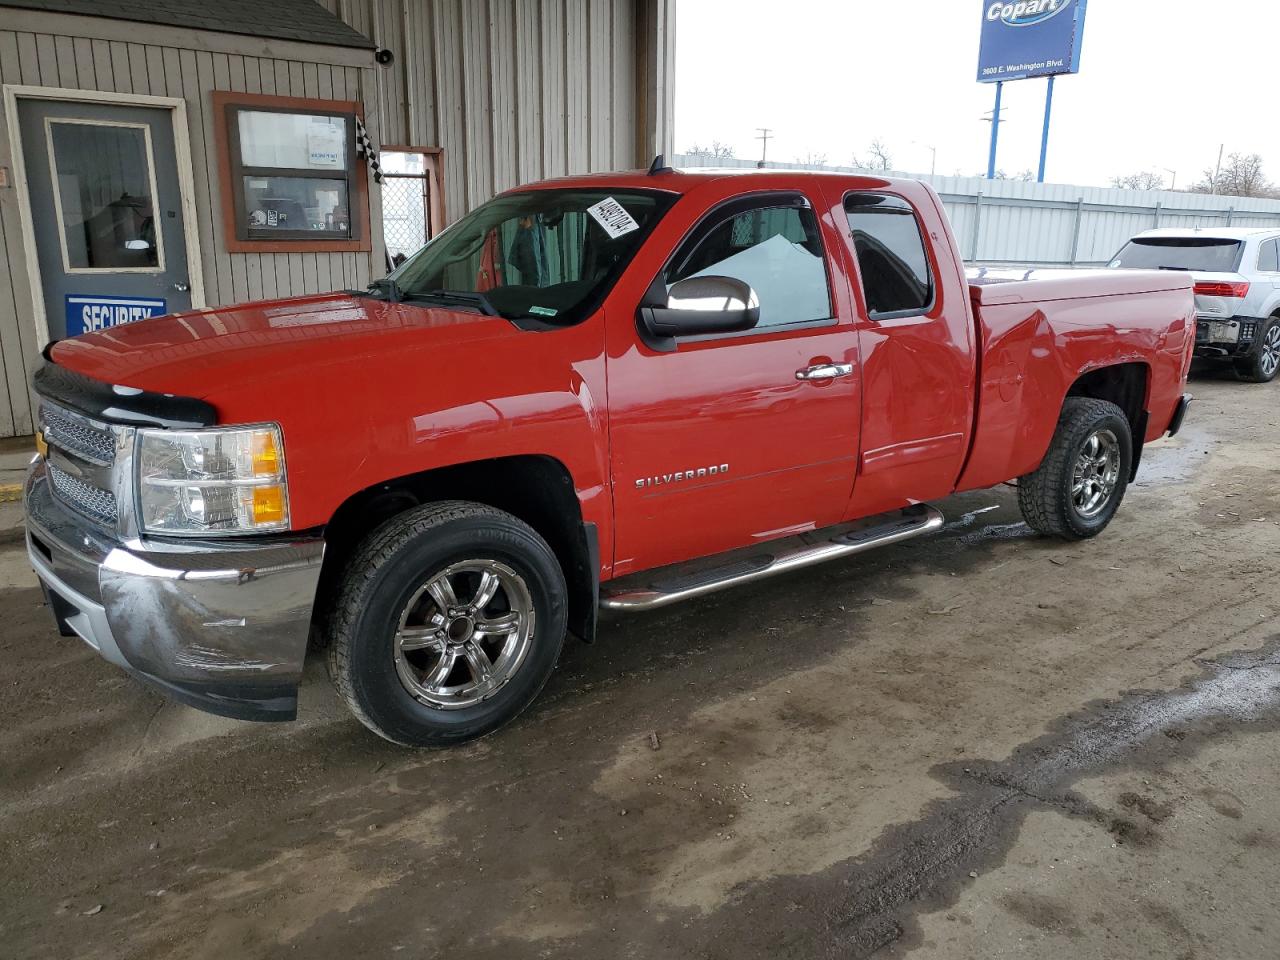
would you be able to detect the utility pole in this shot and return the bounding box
[756,127,772,168]
[1162,167,1177,191]
[913,141,937,176]
[1212,144,1224,195]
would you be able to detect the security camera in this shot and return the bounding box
[375,47,394,66]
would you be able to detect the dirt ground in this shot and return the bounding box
[2,369,1279,960]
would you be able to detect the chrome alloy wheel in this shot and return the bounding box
[393,560,535,710]
[1071,428,1122,519]
[1261,323,1280,379]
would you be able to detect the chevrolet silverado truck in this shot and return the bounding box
[25,163,1195,746]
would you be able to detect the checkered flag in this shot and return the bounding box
[355,117,383,184]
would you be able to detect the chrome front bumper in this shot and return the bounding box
[25,459,325,721]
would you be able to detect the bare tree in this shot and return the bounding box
[684,140,736,160]
[793,151,828,167]
[853,138,893,171]
[992,168,1035,181]
[1191,152,1272,198]
[708,139,736,160]
[1111,171,1166,191]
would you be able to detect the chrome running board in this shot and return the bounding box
[599,504,945,612]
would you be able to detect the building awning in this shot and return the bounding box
[0,0,375,49]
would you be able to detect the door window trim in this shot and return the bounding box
[842,190,938,322]
[2,84,207,349]
[641,190,837,344]
[43,116,167,277]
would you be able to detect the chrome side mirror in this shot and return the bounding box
[665,275,760,314]
[637,275,761,351]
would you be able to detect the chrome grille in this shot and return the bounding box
[40,403,116,466]
[47,463,119,526]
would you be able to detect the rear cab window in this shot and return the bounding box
[1108,237,1244,273]
[844,193,934,318]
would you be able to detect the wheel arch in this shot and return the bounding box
[1064,361,1150,479]
[316,454,599,645]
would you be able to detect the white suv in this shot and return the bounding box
[1109,228,1280,382]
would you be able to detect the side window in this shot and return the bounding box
[665,202,832,329]
[845,193,933,317]
[1259,239,1279,273]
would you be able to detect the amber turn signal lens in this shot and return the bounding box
[252,431,281,476]
[252,485,286,525]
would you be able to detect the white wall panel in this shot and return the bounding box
[678,155,1280,267]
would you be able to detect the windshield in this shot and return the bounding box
[1108,237,1243,273]
[381,188,676,322]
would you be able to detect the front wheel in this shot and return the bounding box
[326,501,568,747]
[1017,398,1133,541]
[1236,318,1280,383]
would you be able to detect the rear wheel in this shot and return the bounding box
[1017,398,1133,541]
[327,501,568,747]
[1236,318,1280,383]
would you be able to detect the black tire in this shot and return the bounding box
[1017,398,1133,541]
[327,501,567,747]
[1235,318,1280,383]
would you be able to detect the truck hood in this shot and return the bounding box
[48,293,523,398]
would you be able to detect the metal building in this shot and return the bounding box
[0,0,676,440]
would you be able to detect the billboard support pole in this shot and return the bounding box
[1037,76,1056,183]
[986,81,1003,180]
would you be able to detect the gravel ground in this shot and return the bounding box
[1,370,1278,960]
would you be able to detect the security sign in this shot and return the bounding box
[977,0,1089,82]
[65,294,167,336]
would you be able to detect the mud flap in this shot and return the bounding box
[568,521,599,644]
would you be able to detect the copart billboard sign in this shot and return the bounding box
[977,0,1089,83]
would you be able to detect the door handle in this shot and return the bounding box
[173,281,190,293]
[796,362,854,382]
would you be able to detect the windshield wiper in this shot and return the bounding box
[366,276,402,302]
[1156,265,1190,271]
[406,289,498,316]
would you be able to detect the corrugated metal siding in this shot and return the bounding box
[676,155,1280,267]
[319,0,658,223]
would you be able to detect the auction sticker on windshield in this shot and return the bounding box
[586,197,640,239]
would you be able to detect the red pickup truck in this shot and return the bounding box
[25,165,1194,746]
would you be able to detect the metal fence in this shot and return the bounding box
[673,154,1280,267]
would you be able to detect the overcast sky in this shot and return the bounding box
[674,1,1270,189]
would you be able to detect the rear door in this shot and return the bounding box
[606,189,862,575]
[16,98,194,341]
[833,187,975,518]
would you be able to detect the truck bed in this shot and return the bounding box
[967,267,1195,305]
[956,267,1196,493]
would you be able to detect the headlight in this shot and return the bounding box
[137,424,289,535]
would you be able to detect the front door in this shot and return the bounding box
[17,99,193,342]
[606,190,862,576]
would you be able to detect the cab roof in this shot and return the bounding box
[505,165,913,197]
